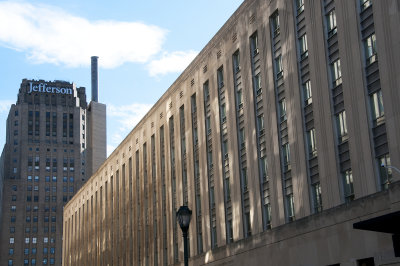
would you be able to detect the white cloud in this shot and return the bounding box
[0,1,167,68]
[148,50,198,77]
[0,100,14,113]
[107,102,152,148]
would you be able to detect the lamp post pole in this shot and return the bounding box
[183,228,189,266]
[177,206,192,266]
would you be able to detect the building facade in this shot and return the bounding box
[0,79,106,266]
[63,0,400,265]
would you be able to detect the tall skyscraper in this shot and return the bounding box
[0,78,106,266]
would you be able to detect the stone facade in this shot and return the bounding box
[63,0,400,265]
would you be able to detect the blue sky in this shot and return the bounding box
[0,0,244,156]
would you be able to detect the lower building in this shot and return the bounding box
[63,0,400,265]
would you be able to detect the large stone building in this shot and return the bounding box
[0,77,106,265]
[63,0,400,265]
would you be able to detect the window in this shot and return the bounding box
[25,237,30,244]
[222,140,228,160]
[225,178,231,201]
[245,212,252,237]
[44,247,48,254]
[378,154,392,190]
[32,259,36,265]
[32,237,37,244]
[32,248,37,254]
[206,116,211,135]
[203,81,210,100]
[43,258,48,265]
[11,195,16,201]
[312,182,323,213]
[11,205,16,212]
[287,193,295,221]
[275,55,283,79]
[242,167,248,191]
[210,186,215,208]
[50,258,55,265]
[327,9,337,37]
[271,11,280,37]
[279,98,287,122]
[296,0,304,14]
[364,34,377,65]
[261,157,268,181]
[26,216,31,222]
[227,219,233,243]
[239,128,245,149]
[303,80,312,105]
[264,199,271,229]
[220,104,226,123]
[10,237,14,244]
[233,50,241,71]
[282,143,291,171]
[331,59,342,87]
[9,248,14,255]
[8,259,13,266]
[50,247,55,254]
[10,227,15,233]
[254,74,262,94]
[299,34,308,59]
[336,110,348,143]
[207,150,213,169]
[34,175,39,182]
[342,170,354,202]
[44,237,48,243]
[11,216,16,222]
[307,128,317,157]
[217,67,224,89]
[370,90,384,126]
[258,114,265,135]
[360,0,372,11]
[237,89,243,109]
[250,32,259,56]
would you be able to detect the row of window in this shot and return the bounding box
[26,175,75,182]
[9,247,56,256]
[10,225,57,233]
[9,237,55,244]
[8,258,55,266]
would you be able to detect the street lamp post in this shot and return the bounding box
[177,206,192,266]
[381,164,400,185]
[381,164,400,175]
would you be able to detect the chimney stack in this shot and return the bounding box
[91,56,99,102]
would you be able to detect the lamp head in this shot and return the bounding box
[177,206,192,232]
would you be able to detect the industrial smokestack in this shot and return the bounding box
[91,56,99,102]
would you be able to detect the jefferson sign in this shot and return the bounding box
[28,82,73,95]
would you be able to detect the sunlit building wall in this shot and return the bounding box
[63,0,400,265]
